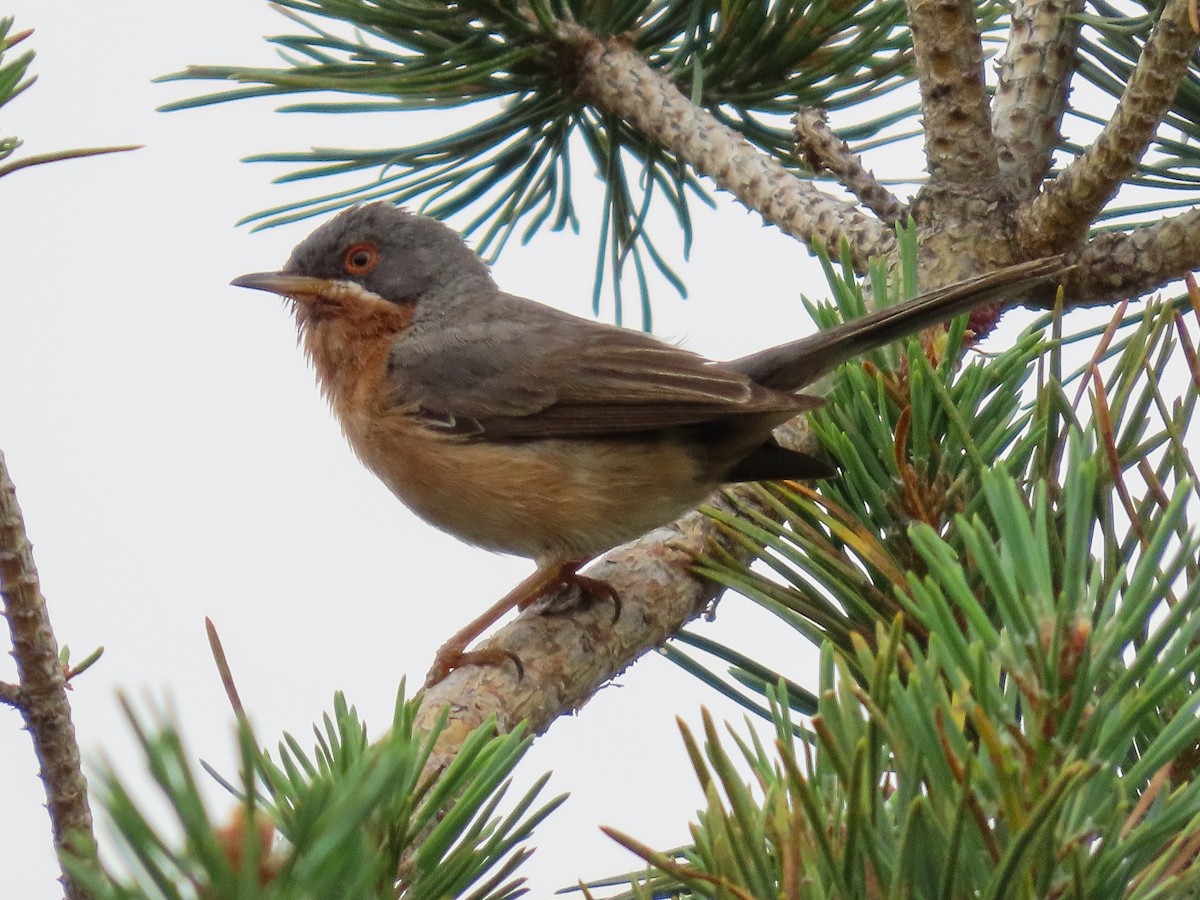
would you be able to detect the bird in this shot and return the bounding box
[232,203,1067,685]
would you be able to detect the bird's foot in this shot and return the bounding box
[425,641,522,688]
[423,563,566,687]
[423,560,619,688]
[525,560,621,624]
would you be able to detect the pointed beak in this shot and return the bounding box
[230,272,333,297]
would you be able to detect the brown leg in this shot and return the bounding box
[424,559,621,687]
[425,564,564,687]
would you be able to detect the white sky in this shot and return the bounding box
[0,3,1167,899]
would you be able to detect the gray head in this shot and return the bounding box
[232,204,493,318]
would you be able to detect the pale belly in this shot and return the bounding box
[349,420,713,563]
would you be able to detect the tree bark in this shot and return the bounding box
[0,451,97,900]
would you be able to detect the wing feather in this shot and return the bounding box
[386,294,812,440]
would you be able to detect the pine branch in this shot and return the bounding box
[163,0,915,315]
[550,22,895,271]
[992,0,1086,197]
[1073,0,1200,199]
[0,678,19,706]
[82,690,564,898]
[409,240,1064,784]
[0,451,98,900]
[791,107,905,224]
[580,274,1200,900]
[906,0,998,186]
[1067,206,1200,305]
[1018,0,1200,254]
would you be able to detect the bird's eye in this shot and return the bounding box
[343,241,380,275]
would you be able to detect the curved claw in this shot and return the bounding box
[425,645,524,687]
[570,572,622,625]
[535,563,622,624]
[425,559,612,688]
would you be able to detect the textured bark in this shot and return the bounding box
[992,0,1086,198]
[413,422,817,772]
[1017,0,1200,254]
[907,0,999,187]
[1063,208,1200,306]
[0,451,97,900]
[792,108,905,225]
[907,182,1023,291]
[552,24,895,271]
[0,679,20,705]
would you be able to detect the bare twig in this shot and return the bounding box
[792,108,905,224]
[0,450,97,899]
[906,0,998,186]
[992,0,1086,197]
[1018,0,1200,253]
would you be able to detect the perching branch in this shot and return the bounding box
[0,450,98,900]
[1018,0,1200,253]
[791,108,905,225]
[992,0,1086,197]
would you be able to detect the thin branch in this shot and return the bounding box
[1017,0,1200,253]
[792,108,905,224]
[413,420,819,774]
[0,144,141,179]
[550,24,894,271]
[992,0,1086,197]
[906,0,998,186]
[1060,207,1200,306]
[0,450,97,900]
[1,679,20,706]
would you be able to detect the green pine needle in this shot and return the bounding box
[609,226,1200,897]
[78,686,565,899]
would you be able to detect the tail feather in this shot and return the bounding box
[728,257,1069,391]
[724,440,838,483]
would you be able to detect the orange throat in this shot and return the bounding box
[291,283,418,421]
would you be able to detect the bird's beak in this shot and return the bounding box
[230,272,333,297]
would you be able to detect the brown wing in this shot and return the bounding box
[386,293,817,440]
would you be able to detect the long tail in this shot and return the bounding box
[728,257,1069,391]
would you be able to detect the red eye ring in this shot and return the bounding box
[343,241,380,275]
